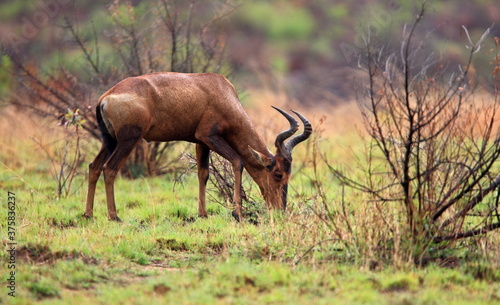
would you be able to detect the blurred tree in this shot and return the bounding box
[3,0,237,177]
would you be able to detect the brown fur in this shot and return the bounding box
[83,72,311,221]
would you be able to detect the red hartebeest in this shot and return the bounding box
[83,72,312,221]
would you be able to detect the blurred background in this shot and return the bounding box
[1,0,499,108]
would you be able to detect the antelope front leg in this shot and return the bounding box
[231,160,244,222]
[200,134,244,221]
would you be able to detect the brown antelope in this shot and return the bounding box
[83,72,312,222]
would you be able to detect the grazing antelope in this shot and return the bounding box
[83,72,312,221]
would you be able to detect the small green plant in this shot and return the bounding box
[58,107,86,198]
[33,108,87,198]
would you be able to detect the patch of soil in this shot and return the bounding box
[16,243,98,265]
[48,217,78,229]
[155,238,188,251]
[205,241,226,254]
[152,283,172,295]
[382,281,410,293]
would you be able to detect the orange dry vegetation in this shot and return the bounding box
[2,88,496,174]
[245,89,500,142]
[244,88,363,141]
[0,106,45,169]
[0,106,82,173]
[455,92,500,137]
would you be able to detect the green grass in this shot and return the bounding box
[1,169,500,304]
[4,253,500,304]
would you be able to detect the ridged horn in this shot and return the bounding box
[285,110,312,152]
[273,106,312,159]
[273,106,298,152]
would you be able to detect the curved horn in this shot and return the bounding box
[284,110,312,153]
[272,106,298,152]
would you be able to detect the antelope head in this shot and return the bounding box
[249,106,312,210]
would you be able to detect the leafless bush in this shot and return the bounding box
[332,4,500,264]
[32,108,87,198]
[182,152,262,221]
[3,0,237,178]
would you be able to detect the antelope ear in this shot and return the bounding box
[248,146,274,167]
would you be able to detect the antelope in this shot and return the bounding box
[83,72,312,222]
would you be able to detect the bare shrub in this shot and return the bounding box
[332,4,500,264]
[32,108,87,198]
[181,152,262,221]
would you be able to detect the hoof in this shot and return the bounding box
[109,216,122,222]
[231,210,242,222]
[82,213,93,219]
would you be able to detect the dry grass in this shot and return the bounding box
[244,87,363,138]
[0,106,56,170]
[0,105,97,197]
